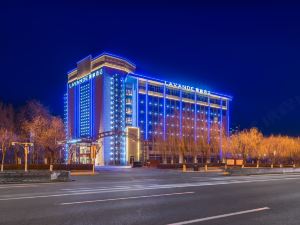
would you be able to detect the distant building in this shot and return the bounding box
[65,52,232,165]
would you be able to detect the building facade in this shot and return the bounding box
[65,53,232,165]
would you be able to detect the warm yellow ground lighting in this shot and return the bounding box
[125,127,140,163]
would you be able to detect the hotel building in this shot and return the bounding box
[65,53,232,165]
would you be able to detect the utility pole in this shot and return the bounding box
[11,142,34,172]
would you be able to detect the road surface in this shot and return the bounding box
[0,168,300,225]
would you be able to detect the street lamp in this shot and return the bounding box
[90,144,97,174]
[11,142,34,172]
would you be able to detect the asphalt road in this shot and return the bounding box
[0,168,300,225]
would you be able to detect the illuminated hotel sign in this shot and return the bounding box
[68,68,103,88]
[165,82,210,94]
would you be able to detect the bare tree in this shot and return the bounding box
[164,109,181,164]
[0,129,14,171]
[41,116,65,164]
[0,101,15,171]
[18,100,66,164]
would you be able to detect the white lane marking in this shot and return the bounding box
[60,191,195,205]
[113,185,132,188]
[61,187,135,192]
[61,188,98,191]
[0,176,299,201]
[167,207,270,225]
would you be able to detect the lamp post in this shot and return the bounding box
[11,142,33,172]
[90,143,98,174]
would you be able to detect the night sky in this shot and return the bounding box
[1,1,300,136]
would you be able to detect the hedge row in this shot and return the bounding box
[1,164,93,171]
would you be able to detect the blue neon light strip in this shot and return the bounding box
[219,99,223,159]
[68,51,232,100]
[145,81,148,140]
[136,78,139,127]
[64,88,69,162]
[79,82,91,137]
[163,84,166,140]
[207,97,211,144]
[131,72,232,100]
[194,92,197,142]
[227,100,230,136]
[179,90,182,138]
[75,85,80,138]
[68,52,232,98]
[90,78,94,138]
[122,76,126,164]
[64,89,68,139]
[73,88,75,139]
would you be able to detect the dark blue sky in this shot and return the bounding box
[1,1,300,135]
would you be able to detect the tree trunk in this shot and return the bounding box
[207,148,211,164]
[163,153,167,164]
[1,143,5,172]
[179,153,183,164]
[14,150,18,165]
[1,151,5,172]
[193,155,197,164]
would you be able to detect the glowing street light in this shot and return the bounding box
[11,142,34,172]
[90,144,97,174]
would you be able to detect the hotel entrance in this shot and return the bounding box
[125,127,141,165]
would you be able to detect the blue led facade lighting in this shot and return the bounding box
[63,91,69,162]
[66,52,232,166]
[79,82,91,137]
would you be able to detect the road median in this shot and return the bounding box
[0,170,71,184]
